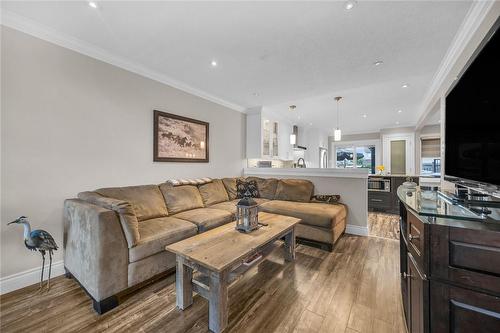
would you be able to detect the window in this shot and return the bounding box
[421,138,441,175]
[335,145,376,174]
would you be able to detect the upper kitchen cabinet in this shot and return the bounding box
[246,109,291,160]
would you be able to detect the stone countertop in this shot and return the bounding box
[243,167,369,179]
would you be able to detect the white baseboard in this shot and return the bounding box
[345,224,369,236]
[0,260,65,295]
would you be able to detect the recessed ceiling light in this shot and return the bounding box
[402,84,409,88]
[88,1,98,9]
[362,114,367,118]
[298,116,301,120]
[344,0,357,10]
[210,60,217,67]
[373,60,384,66]
[396,121,400,125]
[309,122,313,126]
[252,92,260,97]
[398,110,402,113]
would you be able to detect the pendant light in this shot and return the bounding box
[334,96,342,141]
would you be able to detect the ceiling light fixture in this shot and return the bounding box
[396,121,400,125]
[402,83,409,88]
[88,1,98,9]
[362,114,367,118]
[373,60,384,66]
[289,105,296,112]
[344,0,357,10]
[290,133,296,145]
[398,109,402,113]
[334,96,343,141]
[211,60,217,67]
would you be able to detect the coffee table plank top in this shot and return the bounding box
[166,212,301,272]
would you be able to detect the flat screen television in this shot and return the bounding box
[445,19,500,187]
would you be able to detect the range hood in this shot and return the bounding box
[291,125,307,150]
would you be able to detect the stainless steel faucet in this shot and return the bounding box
[297,158,306,168]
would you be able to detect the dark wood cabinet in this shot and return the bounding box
[408,253,427,333]
[400,206,500,333]
[369,176,418,214]
[430,281,500,332]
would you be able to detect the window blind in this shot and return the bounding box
[421,138,440,158]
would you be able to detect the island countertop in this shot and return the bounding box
[243,167,369,179]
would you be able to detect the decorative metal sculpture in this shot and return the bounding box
[235,193,259,233]
[8,216,58,291]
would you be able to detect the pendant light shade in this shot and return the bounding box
[290,133,296,145]
[334,129,342,142]
[334,96,343,142]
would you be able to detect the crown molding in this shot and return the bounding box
[415,1,497,130]
[0,10,246,113]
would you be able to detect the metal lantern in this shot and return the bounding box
[235,196,259,233]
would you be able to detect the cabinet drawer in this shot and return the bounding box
[430,224,500,295]
[368,192,392,209]
[430,280,500,332]
[407,211,427,274]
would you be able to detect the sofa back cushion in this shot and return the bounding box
[246,177,279,199]
[222,177,242,200]
[274,179,314,202]
[160,184,204,214]
[96,185,168,221]
[198,179,229,206]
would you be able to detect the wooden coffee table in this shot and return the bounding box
[166,212,301,333]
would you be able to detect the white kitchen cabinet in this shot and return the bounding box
[246,110,290,160]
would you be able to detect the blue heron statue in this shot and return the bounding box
[8,216,58,291]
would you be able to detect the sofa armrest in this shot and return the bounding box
[77,191,140,247]
[63,199,128,301]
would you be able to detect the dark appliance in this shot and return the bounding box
[368,177,391,192]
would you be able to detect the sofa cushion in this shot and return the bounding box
[77,191,140,247]
[96,185,168,221]
[274,179,314,202]
[160,184,204,214]
[208,199,240,215]
[198,179,229,206]
[209,198,271,215]
[258,200,346,229]
[130,216,197,262]
[246,177,279,199]
[222,178,242,200]
[174,208,233,232]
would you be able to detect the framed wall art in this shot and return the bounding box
[153,110,209,162]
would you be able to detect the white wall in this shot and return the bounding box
[1,27,246,279]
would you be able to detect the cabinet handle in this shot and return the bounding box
[403,272,412,279]
[371,199,383,202]
[408,234,420,241]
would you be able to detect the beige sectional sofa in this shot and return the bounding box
[63,177,347,314]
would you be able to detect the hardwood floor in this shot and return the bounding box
[0,234,406,333]
[368,212,400,240]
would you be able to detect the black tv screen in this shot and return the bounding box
[445,23,500,186]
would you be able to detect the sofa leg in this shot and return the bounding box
[93,295,119,315]
[296,237,333,252]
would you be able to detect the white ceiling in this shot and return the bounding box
[2,1,471,134]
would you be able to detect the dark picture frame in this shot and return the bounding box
[153,110,209,162]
